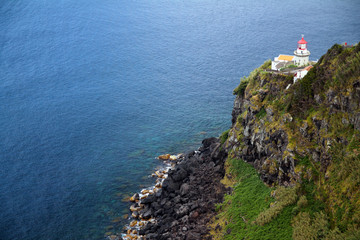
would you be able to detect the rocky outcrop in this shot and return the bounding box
[134,137,228,240]
[228,98,294,185]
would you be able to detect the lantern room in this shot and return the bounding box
[297,35,308,50]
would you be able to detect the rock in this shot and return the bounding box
[169,155,178,161]
[175,205,189,217]
[158,154,171,160]
[130,193,139,202]
[180,183,190,196]
[187,232,201,240]
[155,188,162,197]
[142,209,152,219]
[140,193,156,204]
[131,211,138,218]
[146,233,159,239]
[130,220,137,227]
[172,167,188,182]
[299,122,309,138]
[190,211,199,219]
[314,94,322,104]
[266,107,274,116]
[130,204,141,212]
[162,177,180,192]
[215,223,222,231]
[125,137,227,240]
[109,235,118,240]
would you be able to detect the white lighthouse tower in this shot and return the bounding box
[294,35,310,67]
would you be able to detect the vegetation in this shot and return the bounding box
[220,130,230,145]
[233,60,271,97]
[211,158,294,240]
[255,107,266,119]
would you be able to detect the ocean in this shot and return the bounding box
[1,0,359,239]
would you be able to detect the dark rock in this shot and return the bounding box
[151,201,160,210]
[215,223,222,231]
[162,177,180,193]
[154,209,163,217]
[133,136,227,239]
[142,209,152,219]
[172,167,188,182]
[141,194,156,204]
[190,211,199,219]
[155,188,162,197]
[180,183,190,196]
[175,205,189,218]
[146,233,158,240]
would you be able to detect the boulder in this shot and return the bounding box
[140,194,156,204]
[180,183,190,196]
[158,154,171,160]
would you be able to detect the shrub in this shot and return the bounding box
[255,186,297,226]
[297,195,308,208]
[233,77,249,96]
[256,107,267,119]
[220,130,230,145]
[292,211,330,240]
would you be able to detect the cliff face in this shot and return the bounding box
[228,69,295,186]
[220,43,360,237]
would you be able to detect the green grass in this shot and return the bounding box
[216,159,294,239]
[255,107,266,119]
[220,130,230,145]
[233,77,249,97]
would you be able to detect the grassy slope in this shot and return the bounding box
[211,158,293,240]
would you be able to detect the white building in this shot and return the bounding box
[271,55,295,71]
[293,65,313,83]
[271,35,311,71]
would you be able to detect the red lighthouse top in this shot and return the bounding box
[298,37,307,44]
[297,35,307,50]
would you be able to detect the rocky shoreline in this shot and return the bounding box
[120,137,228,240]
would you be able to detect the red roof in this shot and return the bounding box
[298,37,308,44]
[304,65,313,71]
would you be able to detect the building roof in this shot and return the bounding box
[304,65,313,71]
[278,55,295,61]
[298,37,307,44]
[275,61,287,69]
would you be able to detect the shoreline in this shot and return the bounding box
[116,137,229,240]
[121,155,183,240]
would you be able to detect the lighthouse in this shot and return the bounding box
[294,35,310,67]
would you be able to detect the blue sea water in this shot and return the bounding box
[0,0,359,239]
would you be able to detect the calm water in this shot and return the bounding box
[1,0,359,239]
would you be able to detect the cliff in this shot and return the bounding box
[213,43,360,239]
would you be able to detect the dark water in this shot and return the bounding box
[1,0,359,239]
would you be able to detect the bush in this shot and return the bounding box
[255,186,297,226]
[220,130,230,145]
[233,77,249,96]
[256,107,267,119]
[292,211,330,240]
